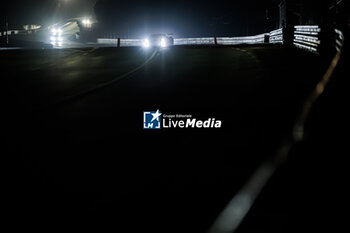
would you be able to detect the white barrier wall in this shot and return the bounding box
[269,28,283,44]
[97,38,143,46]
[335,29,344,52]
[174,37,214,45]
[97,38,118,44]
[216,34,268,45]
[0,30,19,37]
[120,39,143,46]
[293,25,321,53]
[98,34,269,47]
[97,27,341,53]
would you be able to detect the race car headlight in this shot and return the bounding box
[143,39,150,48]
[160,37,166,47]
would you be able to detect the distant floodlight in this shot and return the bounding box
[50,36,56,41]
[51,28,57,35]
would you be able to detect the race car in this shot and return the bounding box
[143,34,174,48]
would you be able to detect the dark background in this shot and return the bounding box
[1,0,349,232]
[2,0,277,37]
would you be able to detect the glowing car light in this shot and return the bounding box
[143,39,150,48]
[160,37,166,47]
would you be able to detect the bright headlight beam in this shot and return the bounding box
[143,39,150,48]
[160,37,166,47]
[82,19,91,27]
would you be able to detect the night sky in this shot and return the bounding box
[3,0,96,28]
[3,0,278,37]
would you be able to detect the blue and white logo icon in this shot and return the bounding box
[143,110,162,129]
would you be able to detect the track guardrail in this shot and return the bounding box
[269,28,283,44]
[98,33,270,47]
[293,25,321,53]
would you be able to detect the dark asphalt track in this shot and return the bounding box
[1,45,339,231]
